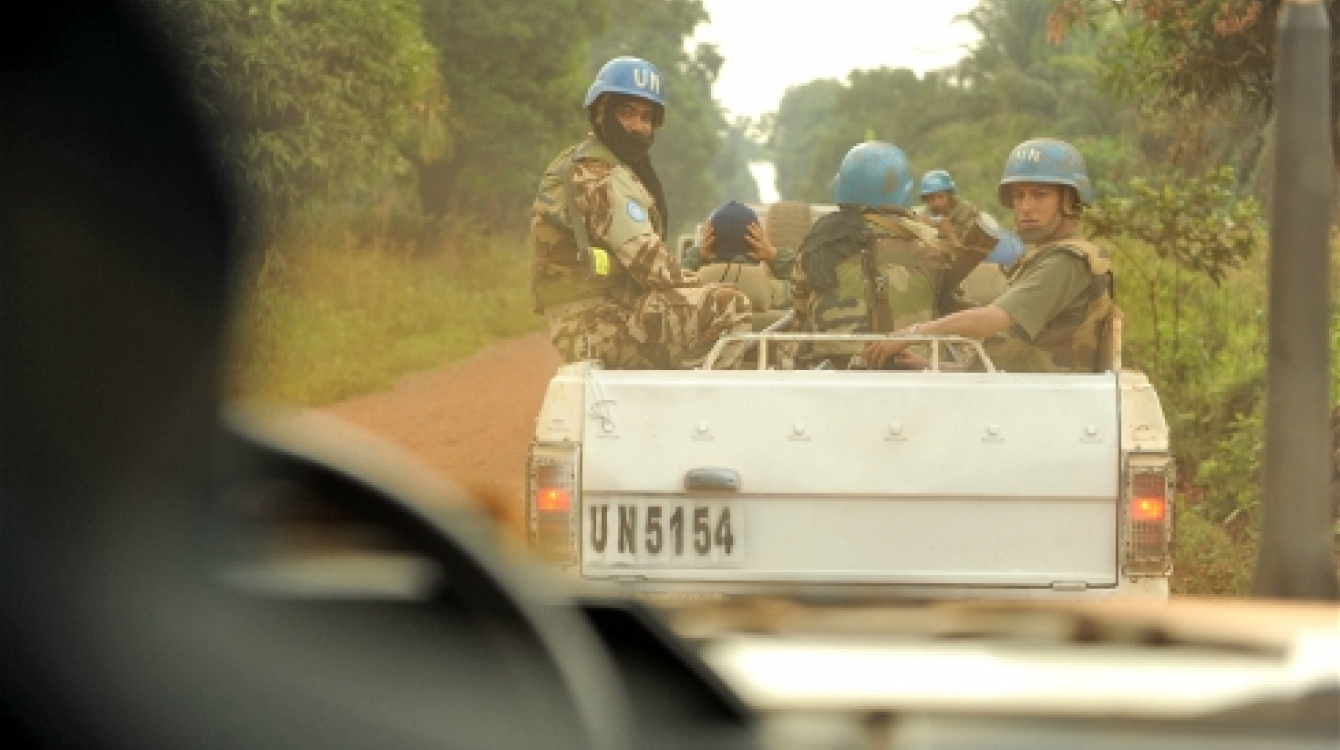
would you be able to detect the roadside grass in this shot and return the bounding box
[228,225,541,406]
[1123,237,1339,597]
[1169,492,1255,597]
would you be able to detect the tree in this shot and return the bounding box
[769,79,843,202]
[159,0,442,226]
[418,0,609,222]
[766,0,1140,209]
[712,118,762,205]
[1049,0,1340,173]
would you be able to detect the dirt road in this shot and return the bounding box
[324,333,559,538]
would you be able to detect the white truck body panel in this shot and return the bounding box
[540,365,1140,592]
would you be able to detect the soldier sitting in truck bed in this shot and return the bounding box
[864,138,1116,374]
[530,57,752,370]
[791,141,992,367]
[694,201,792,330]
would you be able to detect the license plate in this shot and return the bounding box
[583,499,743,567]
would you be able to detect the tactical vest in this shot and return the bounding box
[800,209,950,360]
[811,213,946,328]
[529,137,662,311]
[984,238,1115,373]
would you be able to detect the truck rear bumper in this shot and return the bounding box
[557,573,1170,604]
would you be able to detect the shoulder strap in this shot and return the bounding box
[563,148,598,282]
[1051,238,1111,276]
[860,235,894,333]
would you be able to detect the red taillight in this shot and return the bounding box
[527,444,580,565]
[1130,497,1166,522]
[536,487,570,512]
[1123,458,1175,576]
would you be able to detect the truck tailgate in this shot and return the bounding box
[578,370,1120,588]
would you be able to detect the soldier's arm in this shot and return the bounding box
[937,241,990,314]
[863,304,1015,368]
[572,159,692,291]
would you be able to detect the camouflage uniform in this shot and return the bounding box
[936,197,981,247]
[530,136,752,369]
[984,233,1116,373]
[791,207,987,362]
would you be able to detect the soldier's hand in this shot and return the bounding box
[745,222,777,261]
[701,225,717,262]
[863,338,911,369]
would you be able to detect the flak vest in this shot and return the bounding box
[798,209,950,361]
[985,238,1115,373]
[529,137,662,311]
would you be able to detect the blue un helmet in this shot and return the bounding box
[832,142,914,208]
[919,169,956,197]
[997,138,1094,209]
[584,56,666,120]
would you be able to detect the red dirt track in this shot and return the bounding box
[324,333,559,538]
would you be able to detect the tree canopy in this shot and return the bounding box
[765,0,1280,210]
[417,0,609,220]
[767,0,1138,210]
[1050,0,1338,177]
[158,0,755,237]
[160,0,442,224]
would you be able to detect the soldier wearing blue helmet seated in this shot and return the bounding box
[529,57,752,369]
[790,142,991,367]
[914,168,1021,311]
[865,138,1116,373]
[915,169,979,246]
[695,201,792,328]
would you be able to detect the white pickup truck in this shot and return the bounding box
[526,330,1175,602]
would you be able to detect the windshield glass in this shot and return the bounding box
[158,0,1340,601]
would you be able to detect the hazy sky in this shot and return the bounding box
[692,0,983,120]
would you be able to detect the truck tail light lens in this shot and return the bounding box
[1130,497,1166,522]
[526,443,580,565]
[535,487,570,512]
[1122,457,1175,577]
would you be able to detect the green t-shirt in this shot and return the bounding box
[993,252,1091,340]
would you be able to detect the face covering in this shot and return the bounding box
[592,93,656,162]
[590,94,668,233]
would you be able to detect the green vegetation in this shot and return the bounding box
[415,0,606,222]
[159,0,444,222]
[229,223,537,406]
[768,0,1136,209]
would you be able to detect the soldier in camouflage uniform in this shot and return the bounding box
[530,57,752,370]
[865,138,1116,374]
[915,169,982,246]
[693,201,795,329]
[789,142,991,366]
